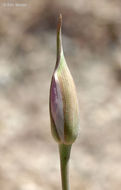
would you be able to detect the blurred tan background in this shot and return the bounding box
[0,0,121,189]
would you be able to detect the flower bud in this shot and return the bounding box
[49,14,79,145]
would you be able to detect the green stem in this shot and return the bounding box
[59,144,72,190]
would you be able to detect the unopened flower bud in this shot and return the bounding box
[49,14,79,145]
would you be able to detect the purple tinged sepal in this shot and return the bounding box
[49,14,79,145]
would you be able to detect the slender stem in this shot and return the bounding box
[59,144,72,190]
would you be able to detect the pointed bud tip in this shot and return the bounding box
[57,14,62,32]
[59,13,62,22]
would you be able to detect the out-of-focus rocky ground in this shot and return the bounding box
[0,0,121,189]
